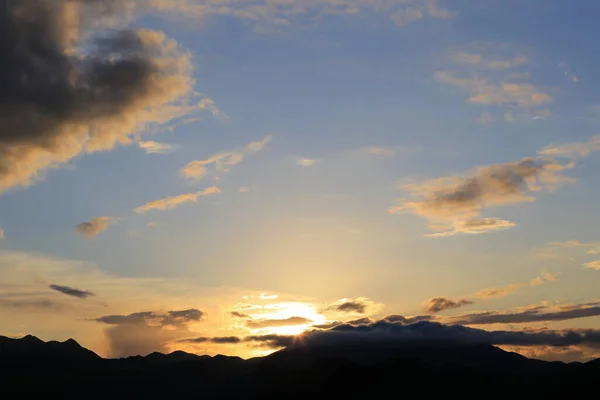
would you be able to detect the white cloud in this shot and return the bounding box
[138,141,176,154]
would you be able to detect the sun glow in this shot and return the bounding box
[248,301,326,335]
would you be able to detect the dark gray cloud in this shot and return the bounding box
[179,336,241,344]
[245,334,296,348]
[425,297,474,313]
[161,309,204,327]
[210,336,242,344]
[231,311,250,318]
[336,301,367,314]
[75,217,118,238]
[0,0,194,194]
[95,308,203,327]
[451,305,600,325]
[293,318,600,349]
[246,316,313,329]
[94,308,204,357]
[95,311,157,325]
[49,284,95,299]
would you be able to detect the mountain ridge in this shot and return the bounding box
[0,334,597,397]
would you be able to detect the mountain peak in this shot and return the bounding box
[21,334,42,342]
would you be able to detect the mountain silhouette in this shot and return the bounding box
[0,335,596,397]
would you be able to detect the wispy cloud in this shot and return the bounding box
[180,136,271,180]
[298,158,317,167]
[0,228,4,240]
[531,239,600,260]
[134,186,220,213]
[138,141,176,154]
[538,135,600,158]
[75,217,119,238]
[450,51,529,70]
[426,274,557,314]
[152,0,455,30]
[451,303,600,326]
[583,261,600,271]
[435,71,552,108]
[475,273,557,299]
[437,45,551,122]
[426,218,517,237]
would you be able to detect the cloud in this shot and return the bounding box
[180,136,271,180]
[155,0,455,30]
[293,318,600,349]
[531,239,600,260]
[210,336,242,344]
[475,273,557,299]
[538,135,600,159]
[181,336,241,344]
[426,274,557,312]
[435,72,552,108]
[231,311,250,318]
[49,284,95,299]
[134,186,220,213]
[314,317,374,329]
[245,334,295,348]
[450,304,600,326]
[391,157,574,229]
[246,316,313,329]
[325,297,381,315]
[138,141,176,154]
[450,52,529,69]
[94,308,204,357]
[238,187,250,193]
[75,217,118,238]
[426,218,517,237]
[437,46,551,122]
[0,0,205,195]
[0,228,4,240]
[298,158,317,167]
[336,301,368,314]
[425,297,473,313]
[95,308,204,327]
[0,298,63,311]
[583,261,600,271]
[363,147,397,158]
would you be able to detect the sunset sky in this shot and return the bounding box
[2,0,600,362]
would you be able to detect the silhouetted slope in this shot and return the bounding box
[0,335,597,397]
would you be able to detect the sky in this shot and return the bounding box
[2,0,600,362]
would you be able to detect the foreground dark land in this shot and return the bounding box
[0,334,597,398]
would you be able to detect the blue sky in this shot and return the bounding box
[2,0,600,361]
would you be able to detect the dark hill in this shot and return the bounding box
[0,335,596,398]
